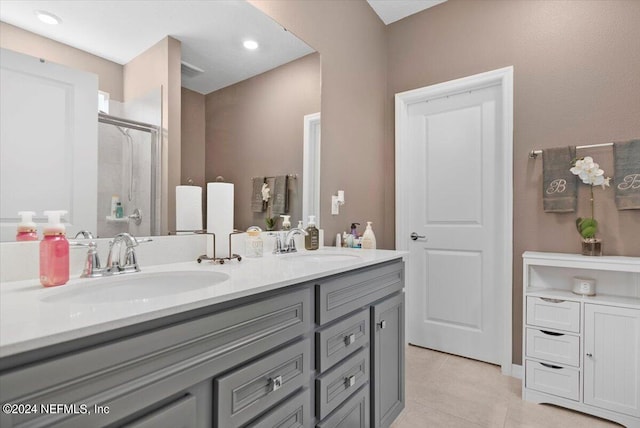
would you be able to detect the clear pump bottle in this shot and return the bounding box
[40,210,69,287]
[16,211,38,241]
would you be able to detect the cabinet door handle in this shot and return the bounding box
[345,375,356,388]
[344,333,356,346]
[378,320,387,329]
[540,298,565,304]
[540,330,564,336]
[586,353,593,358]
[268,375,282,393]
[540,363,563,369]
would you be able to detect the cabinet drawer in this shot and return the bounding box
[526,328,580,367]
[245,388,310,428]
[316,261,404,325]
[526,297,580,333]
[316,309,369,373]
[525,360,579,401]
[317,385,369,428]
[215,339,310,428]
[316,346,369,420]
[123,394,197,428]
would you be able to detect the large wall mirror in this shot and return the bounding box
[0,0,321,241]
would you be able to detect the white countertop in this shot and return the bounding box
[0,248,406,358]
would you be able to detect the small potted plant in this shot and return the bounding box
[570,156,611,256]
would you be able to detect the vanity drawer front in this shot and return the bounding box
[316,308,369,373]
[526,297,580,333]
[316,346,369,420]
[316,384,369,428]
[525,360,579,401]
[123,394,197,428]
[245,388,310,428]
[316,261,404,325]
[0,289,311,428]
[215,339,310,428]
[526,328,580,367]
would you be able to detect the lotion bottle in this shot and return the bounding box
[16,211,38,241]
[362,221,377,249]
[304,215,319,250]
[40,210,69,287]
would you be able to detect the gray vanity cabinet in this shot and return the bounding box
[371,292,405,428]
[314,260,405,428]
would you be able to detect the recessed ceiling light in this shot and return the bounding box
[243,40,259,50]
[35,10,61,25]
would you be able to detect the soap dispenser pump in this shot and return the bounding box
[40,210,69,287]
[16,211,38,241]
[305,216,319,250]
[362,221,377,249]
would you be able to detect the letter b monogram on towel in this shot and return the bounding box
[546,179,567,194]
[618,174,640,191]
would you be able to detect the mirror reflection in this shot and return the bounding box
[0,0,320,241]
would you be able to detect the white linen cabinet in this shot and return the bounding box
[522,252,640,428]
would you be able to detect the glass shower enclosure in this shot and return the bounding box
[97,113,161,238]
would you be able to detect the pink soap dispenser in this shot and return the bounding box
[16,211,38,241]
[40,210,69,287]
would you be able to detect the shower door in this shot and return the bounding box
[97,114,160,238]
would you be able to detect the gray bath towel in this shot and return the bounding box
[614,139,640,210]
[251,177,266,212]
[543,146,577,212]
[272,175,289,214]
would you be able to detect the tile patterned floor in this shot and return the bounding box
[391,345,622,428]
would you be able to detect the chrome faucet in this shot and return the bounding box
[270,228,308,254]
[106,233,142,274]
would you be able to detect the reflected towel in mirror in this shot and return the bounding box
[251,177,266,212]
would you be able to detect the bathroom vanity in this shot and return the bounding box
[0,249,405,428]
[522,251,640,428]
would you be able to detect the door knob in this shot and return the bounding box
[410,232,426,241]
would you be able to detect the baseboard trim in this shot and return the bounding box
[511,364,523,379]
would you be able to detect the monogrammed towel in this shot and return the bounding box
[614,139,640,210]
[543,146,577,212]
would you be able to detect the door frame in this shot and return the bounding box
[395,66,514,376]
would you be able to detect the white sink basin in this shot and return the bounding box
[282,252,362,263]
[41,271,229,304]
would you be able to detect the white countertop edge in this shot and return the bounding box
[1,249,407,358]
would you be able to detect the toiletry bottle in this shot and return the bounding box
[297,220,304,229]
[16,211,38,241]
[111,195,120,217]
[281,215,291,230]
[350,223,360,238]
[362,221,377,249]
[40,210,69,287]
[304,216,319,250]
[336,233,342,248]
[245,226,263,258]
[115,202,124,219]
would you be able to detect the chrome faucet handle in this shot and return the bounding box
[268,232,284,254]
[70,241,103,278]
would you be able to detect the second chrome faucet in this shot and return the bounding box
[270,228,308,254]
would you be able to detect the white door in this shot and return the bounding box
[584,304,640,417]
[0,48,98,240]
[396,68,513,367]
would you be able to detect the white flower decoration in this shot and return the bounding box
[261,183,270,202]
[570,156,611,189]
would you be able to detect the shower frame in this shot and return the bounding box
[98,112,162,235]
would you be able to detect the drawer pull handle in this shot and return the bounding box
[540,330,564,336]
[268,375,283,393]
[345,333,356,346]
[540,363,563,370]
[378,320,387,329]
[540,298,565,304]
[345,375,356,388]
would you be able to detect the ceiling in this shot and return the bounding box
[367,0,447,25]
[0,1,314,94]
